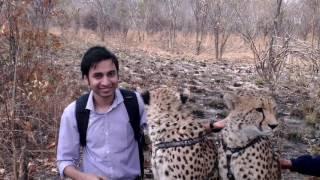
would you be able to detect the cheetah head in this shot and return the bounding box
[141,87,189,106]
[223,90,278,141]
[141,87,189,124]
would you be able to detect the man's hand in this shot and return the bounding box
[212,120,225,130]
[203,119,226,133]
[64,165,107,180]
[280,159,292,169]
[80,173,107,180]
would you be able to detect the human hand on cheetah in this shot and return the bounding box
[280,159,292,169]
[203,119,226,133]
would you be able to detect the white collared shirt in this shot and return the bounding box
[56,89,147,180]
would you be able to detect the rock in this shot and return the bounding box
[233,81,243,87]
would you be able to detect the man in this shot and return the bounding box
[57,46,146,180]
[280,155,320,177]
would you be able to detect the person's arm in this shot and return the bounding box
[57,102,108,180]
[291,155,320,177]
[56,102,82,177]
[281,155,320,177]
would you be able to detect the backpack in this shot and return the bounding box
[75,89,144,178]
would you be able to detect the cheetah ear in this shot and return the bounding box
[179,88,190,104]
[141,90,150,105]
[180,94,188,104]
[223,92,239,110]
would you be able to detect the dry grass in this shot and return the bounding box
[0,25,316,179]
[51,28,256,63]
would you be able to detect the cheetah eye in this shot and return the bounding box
[256,108,263,112]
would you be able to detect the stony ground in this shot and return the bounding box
[20,33,319,179]
[115,48,318,180]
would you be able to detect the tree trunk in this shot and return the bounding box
[99,25,105,41]
[18,146,29,180]
[311,15,315,49]
[196,27,201,55]
[219,33,230,60]
[7,1,19,179]
[214,27,219,60]
[317,33,320,49]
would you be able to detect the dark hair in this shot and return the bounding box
[81,46,119,79]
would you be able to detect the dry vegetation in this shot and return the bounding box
[0,0,320,179]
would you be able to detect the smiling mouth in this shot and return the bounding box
[99,89,113,94]
[100,87,113,90]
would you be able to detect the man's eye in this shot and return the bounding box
[107,71,116,77]
[94,74,103,78]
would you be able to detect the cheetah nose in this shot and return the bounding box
[268,124,278,129]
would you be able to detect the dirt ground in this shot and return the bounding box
[2,28,319,179]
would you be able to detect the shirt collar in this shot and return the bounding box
[86,88,124,112]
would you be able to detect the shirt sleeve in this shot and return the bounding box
[291,155,320,177]
[135,92,147,130]
[56,101,81,177]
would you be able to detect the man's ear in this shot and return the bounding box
[223,92,238,110]
[83,75,90,86]
[141,91,150,105]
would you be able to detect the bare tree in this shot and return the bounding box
[208,0,235,60]
[258,0,286,91]
[29,0,54,31]
[72,8,81,35]
[0,0,3,14]
[233,0,261,44]
[1,1,63,178]
[285,1,312,41]
[88,0,113,41]
[190,0,209,55]
[164,0,182,49]
[145,1,168,34]
[306,0,320,48]
[128,0,148,42]
[117,0,130,39]
[54,9,71,36]
[317,21,320,49]
[5,1,27,179]
[236,0,287,91]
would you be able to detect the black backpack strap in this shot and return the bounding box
[75,90,144,177]
[120,89,144,178]
[75,93,90,147]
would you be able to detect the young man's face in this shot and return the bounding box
[86,59,119,100]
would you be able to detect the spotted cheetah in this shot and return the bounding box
[218,90,281,180]
[141,87,219,180]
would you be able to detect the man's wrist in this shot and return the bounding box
[280,159,293,170]
[64,165,84,179]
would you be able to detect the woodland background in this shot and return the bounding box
[0,0,320,179]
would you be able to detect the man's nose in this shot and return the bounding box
[101,76,111,85]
